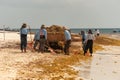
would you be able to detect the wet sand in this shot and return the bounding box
[90,46,120,80]
[73,45,120,80]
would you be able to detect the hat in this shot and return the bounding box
[63,26,69,30]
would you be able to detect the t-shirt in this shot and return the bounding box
[86,34,95,41]
[20,28,28,35]
[64,30,71,40]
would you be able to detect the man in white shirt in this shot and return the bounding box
[84,29,95,56]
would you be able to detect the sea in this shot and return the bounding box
[29,28,120,34]
[3,28,120,34]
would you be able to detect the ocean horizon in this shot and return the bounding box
[29,28,120,34]
[1,27,120,34]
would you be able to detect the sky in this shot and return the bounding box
[0,0,120,29]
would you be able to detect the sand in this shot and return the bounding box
[0,31,120,80]
[90,46,120,80]
[74,45,120,80]
[0,31,56,79]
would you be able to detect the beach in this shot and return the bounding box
[0,31,58,79]
[0,31,120,80]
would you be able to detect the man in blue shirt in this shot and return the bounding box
[80,30,86,51]
[33,31,40,50]
[34,25,47,51]
[20,23,28,52]
[39,24,47,53]
[64,28,71,55]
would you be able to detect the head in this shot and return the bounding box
[88,29,93,34]
[21,23,27,28]
[63,26,70,31]
[81,30,85,34]
[41,24,45,29]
